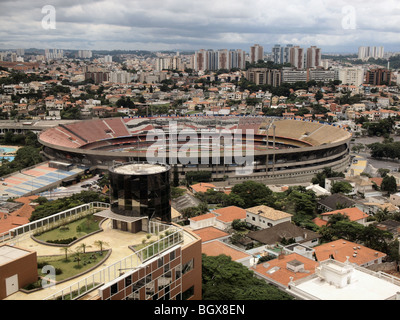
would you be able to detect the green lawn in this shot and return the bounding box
[35,216,101,244]
[37,250,110,283]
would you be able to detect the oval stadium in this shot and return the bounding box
[38,116,352,185]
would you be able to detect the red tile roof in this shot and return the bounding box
[191,183,216,193]
[252,253,318,287]
[320,207,369,222]
[0,196,38,234]
[314,239,386,266]
[212,206,246,223]
[191,226,229,243]
[202,240,250,261]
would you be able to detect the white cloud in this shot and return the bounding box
[0,0,398,52]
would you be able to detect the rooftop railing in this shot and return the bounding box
[0,202,110,245]
[42,220,184,300]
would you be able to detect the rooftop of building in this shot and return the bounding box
[0,244,34,266]
[252,253,319,287]
[111,163,169,175]
[313,239,386,266]
[246,205,293,221]
[189,226,230,243]
[247,221,321,245]
[2,205,200,300]
[212,206,247,223]
[320,207,369,222]
[290,259,400,300]
[202,240,251,262]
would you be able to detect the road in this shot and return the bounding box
[39,175,102,199]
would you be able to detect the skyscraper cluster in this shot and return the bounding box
[272,44,322,69]
[193,49,246,72]
[155,56,182,71]
[78,50,93,59]
[45,49,64,60]
[358,46,384,60]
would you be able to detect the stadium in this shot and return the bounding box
[38,116,352,185]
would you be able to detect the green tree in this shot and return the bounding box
[202,254,293,300]
[381,175,397,195]
[331,181,353,194]
[229,181,273,208]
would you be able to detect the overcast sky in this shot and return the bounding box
[1,0,400,53]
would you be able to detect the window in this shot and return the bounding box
[182,259,194,275]
[125,275,132,287]
[111,283,118,296]
[158,257,164,268]
[182,286,194,300]
[164,263,170,273]
[170,250,176,261]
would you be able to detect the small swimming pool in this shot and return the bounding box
[0,146,17,154]
[0,156,15,162]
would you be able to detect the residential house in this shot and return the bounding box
[246,221,321,247]
[313,239,386,267]
[314,207,369,226]
[246,205,293,229]
[287,258,400,300]
[190,182,217,194]
[202,240,255,268]
[252,253,319,289]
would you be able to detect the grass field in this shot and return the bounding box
[35,216,101,244]
[37,250,110,282]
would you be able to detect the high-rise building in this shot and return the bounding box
[217,49,229,70]
[289,46,305,69]
[245,68,282,86]
[78,50,93,59]
[104,55,113,63]
[358,46,384,60]
[155,56,182,71]
[45,49,64,60]
[272,44,293,65]
[334,67,365,86]
[250,44,264,63]
[365,68,392,85]
[281,68,308,84]
[194,49,246,71]
[308,68,335,83]
[306,46,322,69]
[16,49,25,56]
[109,71,132,84]
[85,71,110,84]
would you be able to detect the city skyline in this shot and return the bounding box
[0,0,399,53]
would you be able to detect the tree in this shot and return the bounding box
[378,168,390,178]
[231,219,248,232]
[312,167,344,188]
[74,249,82,267]
[315,90,323,101]
[93,240,109,254]
[381,175,397,195]
[230,181,273,208]
[78,243,91,254]
[202,254,293,300]
[60,247,72,261]
[331,181,353,195]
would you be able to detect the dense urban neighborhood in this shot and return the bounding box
[2,45,400,303]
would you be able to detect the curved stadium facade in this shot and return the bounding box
[38,116,352,185]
